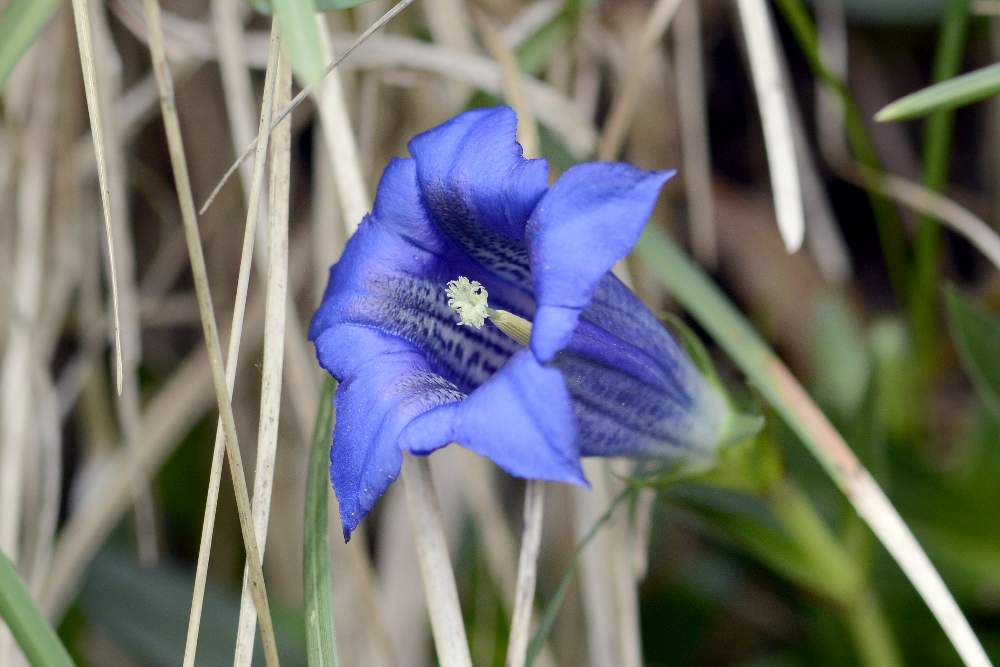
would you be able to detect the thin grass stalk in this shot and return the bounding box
[506,481,545,667]
[234,48,292,667]
[69,0,124,395]
[199,0,417,216]
[402,455,473,667]
[180,21,282,667]
[137,1,279,664]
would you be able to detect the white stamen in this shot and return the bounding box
[446,276,490,328]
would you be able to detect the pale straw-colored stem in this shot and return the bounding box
[505,481,545,667]
[233,47,292,667]
[138,1,279,664]
[180,21,282,667]
[402,456,473,667]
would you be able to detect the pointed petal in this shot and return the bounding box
[527,163,674,361]
[399,350,586,486]
[314,325,464,540]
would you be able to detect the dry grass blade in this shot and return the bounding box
[314,13,369,229]
[138,1,280,664]
[181,21,282,667]
[734,0,805,253]
[88,0,160,565]
[674,0,717,267]
[69,0,124,395]
[505,481,545,667]
[402,456,473,667]
[234,47,291,667]
[199,0,417,215]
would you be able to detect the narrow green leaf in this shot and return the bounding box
[525,488,633,667]
[945,288,1000,418]
[0,550,74,667]
[876,62,1000,122]
[272,0,326,85]
[304,377,339,667]
[0,0,60,90]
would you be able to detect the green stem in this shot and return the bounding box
[912,0,970,377]
[769,481,902,667]
[842,590,903,667]
[769,483,901,667]
[304,377,339,667]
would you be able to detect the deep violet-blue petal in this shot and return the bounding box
[526,162,674,362]
[310,105,726,541]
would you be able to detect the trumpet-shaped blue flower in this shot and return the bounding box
[310,107,728,540]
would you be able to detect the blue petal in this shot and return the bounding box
[408,106,548,290]
[526,163,674,362]
[398,350,586,486]
[314,325,464,541]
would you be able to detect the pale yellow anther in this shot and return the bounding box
[445,276,533,346]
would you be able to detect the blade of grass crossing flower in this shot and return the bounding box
[0,0,59,89]
[635,226,990,667]
[0,551,73,667]
[305,377,339,667]
[234,46,292,667]
[69,0,124,395]
[526,488,634,667]
[876,62,1000,122]
[181,22,281,667]
[912,0,970,376]
[138,1,280,665]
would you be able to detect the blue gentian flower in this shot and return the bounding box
[310,107,728,540]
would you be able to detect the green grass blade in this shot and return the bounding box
[304,377,339,667]
[272,0,325,85]
[911,0,970,377]
[945,288,1000,419]
[0,0,60,90]
[525,488,633,667]
[876,62,1000,123]
[0,551,74,667]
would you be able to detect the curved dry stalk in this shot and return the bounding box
[847,165,1000,273]
[505,481,545,667]
[137,1,279,664]
[69,0,124,395]
[233,47,291,667]
[181,20,282,667]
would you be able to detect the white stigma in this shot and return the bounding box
[446,276,490,328]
